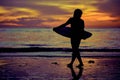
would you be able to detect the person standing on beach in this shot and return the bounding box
[59,9,84,67]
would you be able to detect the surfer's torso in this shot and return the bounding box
[68,18,84,38]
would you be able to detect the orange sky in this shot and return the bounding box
[0,0,120,28]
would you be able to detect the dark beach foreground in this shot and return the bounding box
[0,55,120,80]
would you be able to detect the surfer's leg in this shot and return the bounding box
[67,53,76,67]
[76,40,84,67]
[76,52,83,67]
[67,39,77,67]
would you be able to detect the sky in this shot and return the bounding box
[0,0,120,28]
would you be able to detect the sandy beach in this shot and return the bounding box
[0,55,120,80]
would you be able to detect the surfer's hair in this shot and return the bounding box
[73,9,83,18]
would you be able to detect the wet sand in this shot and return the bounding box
[0,56,120,80]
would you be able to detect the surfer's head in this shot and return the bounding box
[73,9,83,18]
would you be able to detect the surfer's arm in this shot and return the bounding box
[82,20,85,29]
[59,18,71,27]
[80,19,85,30]
[83,20,85,30]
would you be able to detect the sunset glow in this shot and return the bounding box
[0,0,120,28]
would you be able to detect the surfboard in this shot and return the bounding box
[53,26,92,40]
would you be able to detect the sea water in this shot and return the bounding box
[0,28,119,49]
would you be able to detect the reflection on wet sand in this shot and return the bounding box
[68,66,83,80]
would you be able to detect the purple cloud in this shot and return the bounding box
[0,0,70,15]
[94,0,120,17]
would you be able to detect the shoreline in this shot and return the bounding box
[0,52,120,58]
[0,55,120,58]
[0,47,120,53]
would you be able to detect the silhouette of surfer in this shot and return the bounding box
[59,9,84,67]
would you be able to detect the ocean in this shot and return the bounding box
[0,28,120,57]
[0,28,119,49]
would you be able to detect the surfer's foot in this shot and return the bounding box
[67,63,73,68]
[76,64,84,68]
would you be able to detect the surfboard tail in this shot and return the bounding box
[82,31,92,40]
